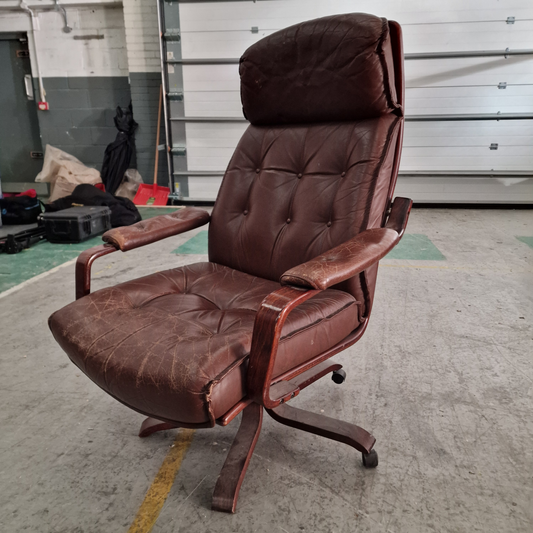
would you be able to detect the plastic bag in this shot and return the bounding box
[114,169,143,201]
[35,145,102,202]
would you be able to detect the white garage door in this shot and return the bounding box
[162,0,533,203]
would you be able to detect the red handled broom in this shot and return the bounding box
[133,85,170,206]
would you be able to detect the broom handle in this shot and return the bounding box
[153,85,163,191]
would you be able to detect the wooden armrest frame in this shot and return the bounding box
[75,244,118,300]
[74,208,210,300]
[246,286,321,409]
[248,197,413,408]
[385,196,412,237]
[280,197,413,290]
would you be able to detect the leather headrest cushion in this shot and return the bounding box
[240,13,400,125]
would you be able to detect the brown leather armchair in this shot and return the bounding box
[49,13,412,513]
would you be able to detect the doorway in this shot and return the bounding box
[0,34,43,191]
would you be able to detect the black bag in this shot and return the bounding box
[100,103,138,195]
[0,196,42,225]
[45,184,141,228]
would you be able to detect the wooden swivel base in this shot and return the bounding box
[211,401,377,513]
[138,365,377,514]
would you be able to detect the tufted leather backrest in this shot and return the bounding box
[209,13,404,317]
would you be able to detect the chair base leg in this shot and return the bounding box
[266,403,376,455]
[138,417,179,438]
[211,402,263,513]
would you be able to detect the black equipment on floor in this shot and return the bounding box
[46,184,141,228]
[0,226,46,254]
[0,196,42,225]
[40,206,112,244]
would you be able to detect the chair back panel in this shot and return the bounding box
[209,13,404,317]
[209,116,400,281]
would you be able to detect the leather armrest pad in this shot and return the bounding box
[102,207,210,251]
[280,227,399,290]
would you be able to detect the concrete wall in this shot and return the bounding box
[1,0,166,186]
[35,76,131,169]
[0,4,131,172]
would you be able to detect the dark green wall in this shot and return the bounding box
[31,75,167,187]
[35,76,132,171]
[129,72,168,187]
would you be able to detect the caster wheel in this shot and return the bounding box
[362,449,378,468]
[331,369,346,384]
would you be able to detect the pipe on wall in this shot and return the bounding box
[18,1,46,102]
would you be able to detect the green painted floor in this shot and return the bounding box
[0,207,181,294]
[173,230,447,261]
[172,230,209,254]
[386,233,446,260]
[2,210,464,294]
[516,236,533,249]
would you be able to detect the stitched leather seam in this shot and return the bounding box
[378,18,398,112]
[360,116,399,230]
[280,274,316,289]
[208,355,250,389]
[203,379,217,426]
[208,126,256,262]
[279,300,359,341]
[369,119,402,230]
[205,299,360,400]
[352,116,399,317]
[330,127,358,233]
[206,297,359,387]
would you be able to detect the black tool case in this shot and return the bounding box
[40,206,112,243]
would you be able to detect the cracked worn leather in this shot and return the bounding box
[49,13,404,427]
[49,263,360,425]
[102,207,210,251]
[281,228,399,290]
[240,13,400,125]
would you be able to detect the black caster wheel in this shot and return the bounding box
[362,449,378,468]
[331,369,346,384]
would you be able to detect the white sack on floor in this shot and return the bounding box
[35,145,102,202]
[114,169,143,201]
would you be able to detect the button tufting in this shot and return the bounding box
[297,173,302,178]
[256,168,260,173]
[327,221,332,227]
[286,218,291,224]
[341,171,346,177]
[243,210,248,215]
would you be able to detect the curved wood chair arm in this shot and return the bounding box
[75,244,118,300]
[75,208,211,300]
[280,196,413,291]
[246,285,321,409]
[102,207,210,251]
[280,228,399,290]
[385,196,412,237]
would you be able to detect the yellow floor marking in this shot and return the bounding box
[381,263,532,273]
[381,263,454,270]
[128,429,196,533]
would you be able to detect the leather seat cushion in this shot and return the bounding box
[49,262,360,425]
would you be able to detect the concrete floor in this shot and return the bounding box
[1,208,532,533]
